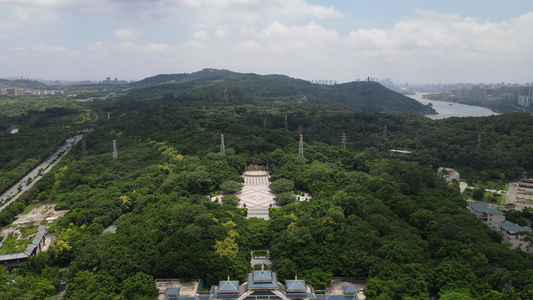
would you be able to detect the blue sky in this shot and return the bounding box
[1,0,532,84]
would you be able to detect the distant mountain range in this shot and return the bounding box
[131,69,435,114]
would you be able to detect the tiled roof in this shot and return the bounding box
[343,285,358,294]
[218,280,239,293]
[286,279,306,292]
[252,270,273,282]
[327,295,358,300]
[500,220,533,234]
[469,202,504,215]
[165,288,180,295]
[248,270,277,289]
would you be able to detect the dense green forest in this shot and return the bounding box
[130,69,435,114]
[0,71,532,299]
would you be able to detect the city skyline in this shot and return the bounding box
[1,0,532,84]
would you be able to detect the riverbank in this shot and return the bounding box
[408,92,496,119]
[422,93,528,115]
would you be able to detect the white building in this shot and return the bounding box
[499,220,532,253]
[467,202,505,230]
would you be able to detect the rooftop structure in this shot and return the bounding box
[499,220,533,253]
[160,271,359,300]
[0,225,47,270]
[467,202,504,230]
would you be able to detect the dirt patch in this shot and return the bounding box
[13,204,68,226]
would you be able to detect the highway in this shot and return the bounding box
[0,133,84,212]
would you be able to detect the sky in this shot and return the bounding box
[1,0,533,84]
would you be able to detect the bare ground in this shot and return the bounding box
[13,204,68,226]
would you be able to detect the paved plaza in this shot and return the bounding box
[237,171,277,220]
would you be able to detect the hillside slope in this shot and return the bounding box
[132,69,435,114]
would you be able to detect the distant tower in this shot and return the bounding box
[44,135,50,147]
[82,140,87,157]
[284,114,288,131]
[476,133,481,151]
[383,124,388,139]
[298,134,304,156]
[341,133,347,151]
[220,134,226,153]
[112,140,118,161]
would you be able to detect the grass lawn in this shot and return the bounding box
[0,233,31,254]
[20,204,37,215]
[19,225,38,238]
[0,225,38,254]
[253,264,268,270]
[253,250,267,258]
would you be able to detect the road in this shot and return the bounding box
[0,134,84,212]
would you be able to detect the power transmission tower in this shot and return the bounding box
[263,118,267,129]
[383,124,388,139]
[284,114,288,131]
[476,133,481,151]
[220,134,226,153]
[82,139,87,157]
[341,133,347,151]
[224,87,228,103]
[298,134,304,156]
[44,135,50,147]
[112,140,118,161]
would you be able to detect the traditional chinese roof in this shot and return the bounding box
[248,269,277,289]
[343,285,358,294]
[165,288,180,295]
[218,279,239,293]
[286,276,306,293]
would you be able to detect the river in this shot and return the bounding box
[408,92,497,120]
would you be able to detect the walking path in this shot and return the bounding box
[250,249,272,271]
[236,171,278,220]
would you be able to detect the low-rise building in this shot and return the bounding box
[158,268,360,300]
[437,167,460,183]
[467,202,505,230]
[499,220,532,253]
[0,225,47,270]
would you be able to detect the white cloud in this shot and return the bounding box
[193,30,208,39]
[0,0,75,9]
[140,43,173,54]
[114,28,142,40]
[255,21,339,58]
[214,29,228,39]
[347,10,533,62]
[176,0,343,19]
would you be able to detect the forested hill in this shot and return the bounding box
[132,69,435,114]
[0,79,50,89]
